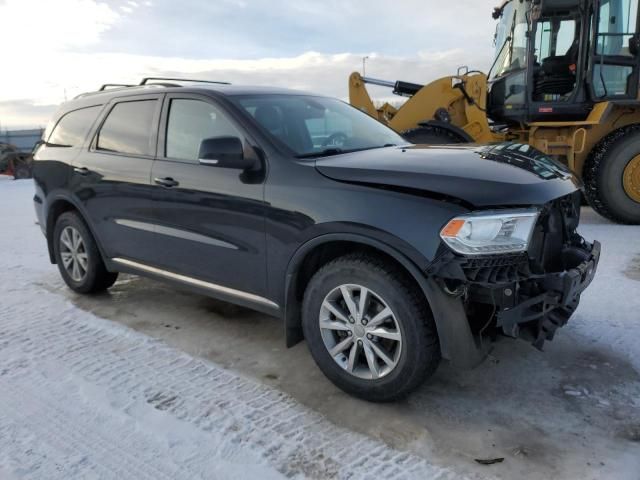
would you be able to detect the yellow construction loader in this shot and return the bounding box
[349,0,640,224]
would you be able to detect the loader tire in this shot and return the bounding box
[402,125,469,145]
[583,125,640,225]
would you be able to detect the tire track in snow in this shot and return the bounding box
[0,274,461,479]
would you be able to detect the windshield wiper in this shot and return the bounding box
[296,144,401,159]
[295,148,346,159]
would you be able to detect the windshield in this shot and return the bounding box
[490,0,531,79]
[231,95,407,157]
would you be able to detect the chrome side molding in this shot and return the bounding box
[198,158,219,165]
[111,257,279,309]
[114,219,238,250]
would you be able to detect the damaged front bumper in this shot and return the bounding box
[496,239,600,349]
[428,235,600,353]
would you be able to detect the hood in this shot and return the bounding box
[315,143,581,207]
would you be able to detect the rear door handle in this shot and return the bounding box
[154,177,179,188]
[73,167,90,175]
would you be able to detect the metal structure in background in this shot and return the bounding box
[0,129,43,179]
[349,0,640,225]
[0,129,44,153]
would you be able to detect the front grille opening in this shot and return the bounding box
[461,253,529,284]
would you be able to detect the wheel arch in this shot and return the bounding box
[45,196,108,265]
[283,233,484,368]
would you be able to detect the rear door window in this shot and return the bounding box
[96,100,157,156]
[48,106,102,147]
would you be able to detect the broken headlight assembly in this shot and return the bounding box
[440,209,539,256]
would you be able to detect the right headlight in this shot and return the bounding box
[440,209,539,256]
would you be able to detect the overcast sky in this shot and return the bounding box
[0,0,497,129]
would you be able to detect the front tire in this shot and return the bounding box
[583,125,640,224]
[53,211,118,293]
[302,253,440,402]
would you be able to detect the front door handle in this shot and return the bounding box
[154,177,179,188]
[73,167,90,175]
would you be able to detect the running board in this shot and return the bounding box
[111,257,279,310]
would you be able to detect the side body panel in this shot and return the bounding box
[68,94,162,264]
[33,146,77,234]
[147,93,269,297]
[33,103,108,241]
[261,155,468,307]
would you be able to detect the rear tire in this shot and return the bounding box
[53,211,118,293]
[402,125,469,145]
[302,253,440,402]
[583,125,640,224]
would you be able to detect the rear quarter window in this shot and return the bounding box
[47,105,102,147]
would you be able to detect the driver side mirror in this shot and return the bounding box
[198,136,255,170]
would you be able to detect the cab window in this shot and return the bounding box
[596,0,639,56]
[593,0,639,97]
[535,19,577,60]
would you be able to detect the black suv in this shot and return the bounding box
[33,78,600,401]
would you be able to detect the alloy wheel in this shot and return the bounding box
[59,226,89,282]
[319,284,402,380]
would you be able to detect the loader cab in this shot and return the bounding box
[487,0,640,125]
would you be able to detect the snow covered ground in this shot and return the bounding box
[1,176,639,479]
[0,176,458,479]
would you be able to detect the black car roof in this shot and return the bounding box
[56,83,319,117]
[75,84,312,101]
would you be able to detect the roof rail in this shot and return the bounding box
[99,83,135,91]
[75,77,233,100]
[139,77,231,86]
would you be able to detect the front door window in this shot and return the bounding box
[165,99,242,162]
